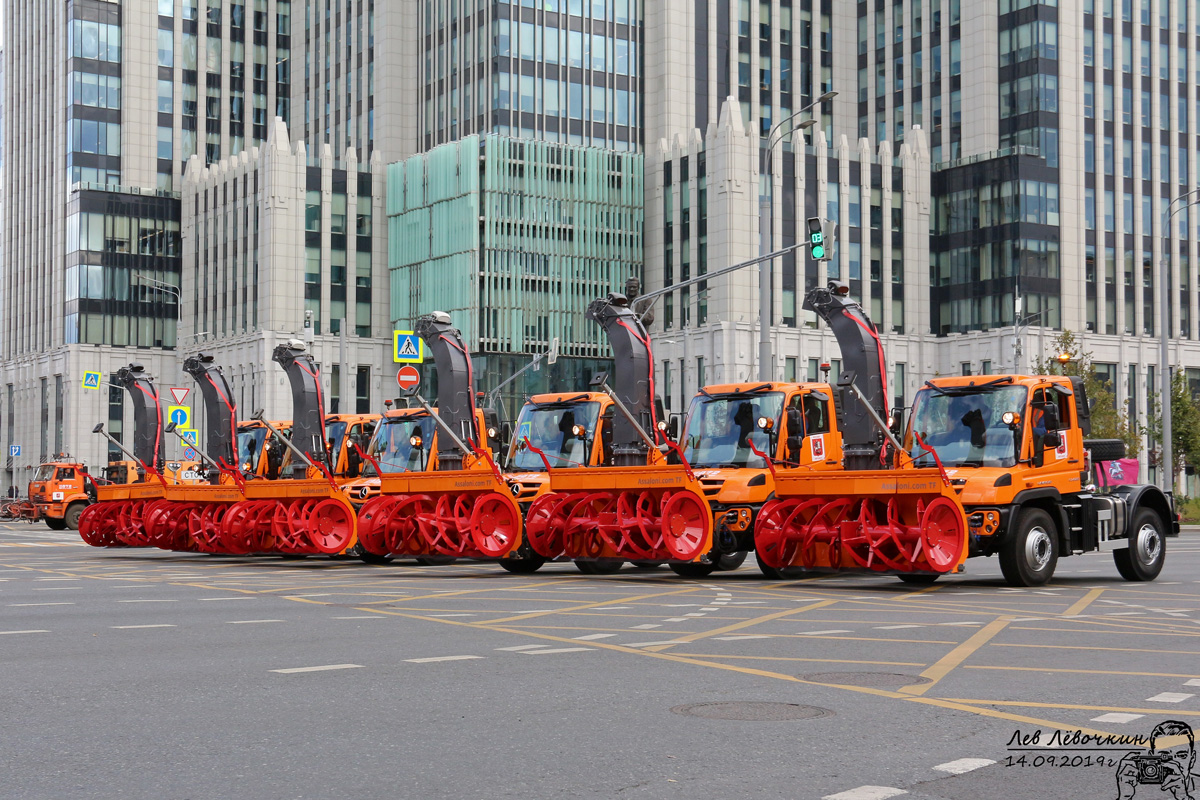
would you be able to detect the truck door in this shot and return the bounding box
[784,389,833,467]
[1028,385,1078,485]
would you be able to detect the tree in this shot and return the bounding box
[1146,370,1200,477]
[1036,331,1142,457]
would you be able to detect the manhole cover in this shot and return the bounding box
[670,702,834,721]
[800,671,931,688]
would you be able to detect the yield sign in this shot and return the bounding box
[170,387,190,405]
[396,365,420,391]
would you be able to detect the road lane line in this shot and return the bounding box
[8,602,74,607]
[200,597,257,601]
[117,599,179,603]
[932,758,996,775]
[520,647,594,655]
[799,629,853,635]
[226,619,284,624]
[573,633,617,640]
[111,624,177,629]
[0,629,50,635]
[333,616,383,620]
[667,599,839,645]
[1092,713,1145,723]
[495,644,551,651]
[632,624,662,629]
[823,786,907,800]
[271,664,365,673]
[404,656,484,663]
[901,617,1012,696]
[1063,587,1106,617]
[1147,692,1195,703]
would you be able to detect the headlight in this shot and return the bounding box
[410,435,423,448]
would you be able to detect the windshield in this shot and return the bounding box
[32,465,54,482]
[908,385,1027,468]
[237,427,268,471]
[325,421,348,463]
[365,415,437,474]
[681,391,785,468]
[507,401,602,470]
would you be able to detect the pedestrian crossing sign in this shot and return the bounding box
[82,371,102,390]
[393,330,424,364]
[179,429,198,446]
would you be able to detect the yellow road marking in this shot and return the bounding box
[995,643,1200,656]
[939,698,1200,716]
[963,664,1200,678]
[894,582,945,600]
[485,586,704,624]
[667,653,928,666]
[901,617,1012,696]
[1062,587,1105,616]
[661,599,838,646]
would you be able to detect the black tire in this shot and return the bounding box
[897,573,939,585]
[415,557,457,566]
[754,550,809,580]
[715,551,748,572]
[1083,439,1127,462]
[1113,508,1166,581]
[575,559,623,575]
[44,516,68,531]
[498,557,545,574]
[64,503,85,531]
[999,507,1058,586]
[669,562,717,578]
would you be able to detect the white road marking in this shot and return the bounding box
[875,625,921,630]
[573,633,617,640]
[287,594,333,598]
[664,604,702,608]
[226,619,284,624]
[111,624,177,629]
[8,602,74,607]
[35,577,79,581]
[520,647,594,655]
[271,663,365,673]
[332,616,382,620]
[1147,692,1195,703]
[200,597,256,601]
[699,607,719,611]
[623,640,688,648]
[33,587,79,591]
[663,617,689,622]
[932,758,996,775]
[1184,679,1200,687]
[1092,713,1145,724]
[799,629,852,635]
[823,786,907,800]
[117,599,179,603]
[597,606,632,610]
[729,601,766,604]
[940,622,983,627]
[714,634,774,641]
[1009,618,1047,622]
[632,623,662,629]
[684,613,708,617]
[0,629,50,635]
[405,655,485,663]
[495,644,551,651]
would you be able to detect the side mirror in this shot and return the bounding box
[786,407,805,439]
[1041,404,1060,432]
[501,422,512,446]
[667,414,681,441]
[1043,430,1062,449]
[889,407,905,437]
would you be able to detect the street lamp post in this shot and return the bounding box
[132,274,182,322]
[758,90,837,381]
[1159,189,1200,494]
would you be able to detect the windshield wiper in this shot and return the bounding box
[701,383,775,402]
[923,376,1015,396]
[528,393,591,408]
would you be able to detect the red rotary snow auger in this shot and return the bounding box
[78,364,169,548]
[521,294,713,574]
[354,313,525,564]
[752,281,968,578]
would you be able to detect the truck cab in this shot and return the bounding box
[906,374,1177,585]
[29,461,92,530]
[679,381,843,554]
[504,392,615,504]
[325,413,380,481]
[236,420,293,479]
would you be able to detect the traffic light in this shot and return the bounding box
[806,217,835,261]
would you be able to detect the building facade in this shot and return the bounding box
[180,118,392,430]
[387,132,644,416]
[646,97,932,411]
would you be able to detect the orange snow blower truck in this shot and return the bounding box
[752,281,970,581]
[520,293,714,575]
[353,312,525,566]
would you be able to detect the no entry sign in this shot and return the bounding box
[396,365,420,391]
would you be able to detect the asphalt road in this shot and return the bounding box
[2,522,1199,800]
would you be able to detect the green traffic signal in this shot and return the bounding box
[807,218,825,259]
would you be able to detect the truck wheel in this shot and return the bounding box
[499,556,545,574]
[575,559,623,575]
[754,550,808,580]
[715,551,748,571]
[45,517,67,531]
[999,508,1058,586]
[1113,508,1166,581]
[669,562,717,578]
[64,503,86,531]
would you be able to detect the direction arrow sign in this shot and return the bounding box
[9,445,20,458]
[167,405,191,428]
[170,387,190,405]
[396,365,421,391]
